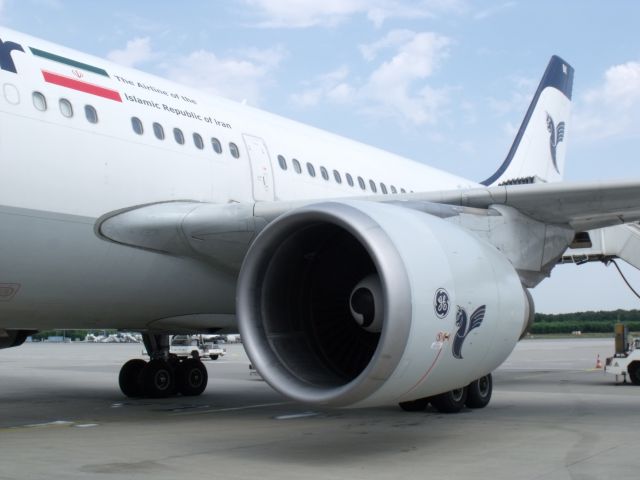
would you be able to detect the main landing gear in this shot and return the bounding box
[118,334,208,398]
[399,373,493,414]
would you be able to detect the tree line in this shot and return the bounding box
[531,309,640,334]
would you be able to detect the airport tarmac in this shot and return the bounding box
[0,338,638,480]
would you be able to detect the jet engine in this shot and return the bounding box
[237,201,533,407]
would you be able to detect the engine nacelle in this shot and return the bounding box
[237,201,531,407]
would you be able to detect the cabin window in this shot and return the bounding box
[369,180,377,193]
[320,166,329,181]
[3,83,20,105]
[333,170,342,184]
[358,176,366,190]
[174,128,185,145]
[131,116,143,135]
[380,183,388,194]
[193,132,204,150]
[153,122,165,140]
[59,98,73,118]
[307,162,316,177]
[293,158,302,174]
[346,173,354,187]
[229,142,240,158]
[32,91,47,111]
[390,185,397,194]
[278,155,287,170]
[211,137,222,154]
[84,105,98,124]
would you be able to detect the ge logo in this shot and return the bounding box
[434,288,450,319]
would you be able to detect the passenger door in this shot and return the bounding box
[242,134,275,202]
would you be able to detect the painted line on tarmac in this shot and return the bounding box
[1,420,100,432]
[170,401,290,416]
[23,420,74,428]
[274,412,319,420]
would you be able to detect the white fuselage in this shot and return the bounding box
[0,28,477,332]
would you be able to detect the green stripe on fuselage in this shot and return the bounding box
[29,47,109,77]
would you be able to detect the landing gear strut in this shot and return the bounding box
[118,334,209,398]
[398,373,493,414]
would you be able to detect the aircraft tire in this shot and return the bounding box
[431,387,467,414]
[628,362,640,386]
[141,359,175,398]
[465,373,493,408]
[118,359,146,398]
[399,398,429,412]
[176,359,208,396]
[210,354,219,360]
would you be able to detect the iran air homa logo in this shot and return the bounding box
[452,305,486,359]
[546,113,565,173]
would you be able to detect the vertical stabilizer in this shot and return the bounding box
[482,56,574,186]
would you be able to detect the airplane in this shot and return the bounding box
[1,27,639,413]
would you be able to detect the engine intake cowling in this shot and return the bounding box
[237,201,530,407]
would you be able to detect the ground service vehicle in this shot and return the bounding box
[170,335,226,360]
[605,324,640,385]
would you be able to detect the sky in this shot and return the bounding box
[1,0,640,313]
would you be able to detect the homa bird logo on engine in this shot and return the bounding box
[434,288,450,318]
[452,305,486,359]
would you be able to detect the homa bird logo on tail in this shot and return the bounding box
[452,305,486,359]
[546,113,565,173]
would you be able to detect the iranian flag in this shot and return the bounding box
[30,47,122,102]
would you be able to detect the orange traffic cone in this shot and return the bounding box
[595,354,603,369]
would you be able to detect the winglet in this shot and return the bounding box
[481,56,574,186]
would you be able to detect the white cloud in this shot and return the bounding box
[487,75,536,116]
[290,66,352,107]
[503,120,518,137]
[165,46,286,105]
[107,35,285,105]
[473,1,515,20]
[359,29,415,61]
[291,31,451,125]
[573,61,640,141]
[244,0,466,28]
[326,83,354,103]
[107,37,154,68]
[290,88,324,107]
[113,13,168,34]
[245,0,365,27]
[361,32,450,124]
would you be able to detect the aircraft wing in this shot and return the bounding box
[399,179,640,231]
[252,179,640,231]
[97,179,640,265]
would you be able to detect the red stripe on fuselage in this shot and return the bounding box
[42,70,122,102]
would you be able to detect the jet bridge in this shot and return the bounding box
[561,222,640,270]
